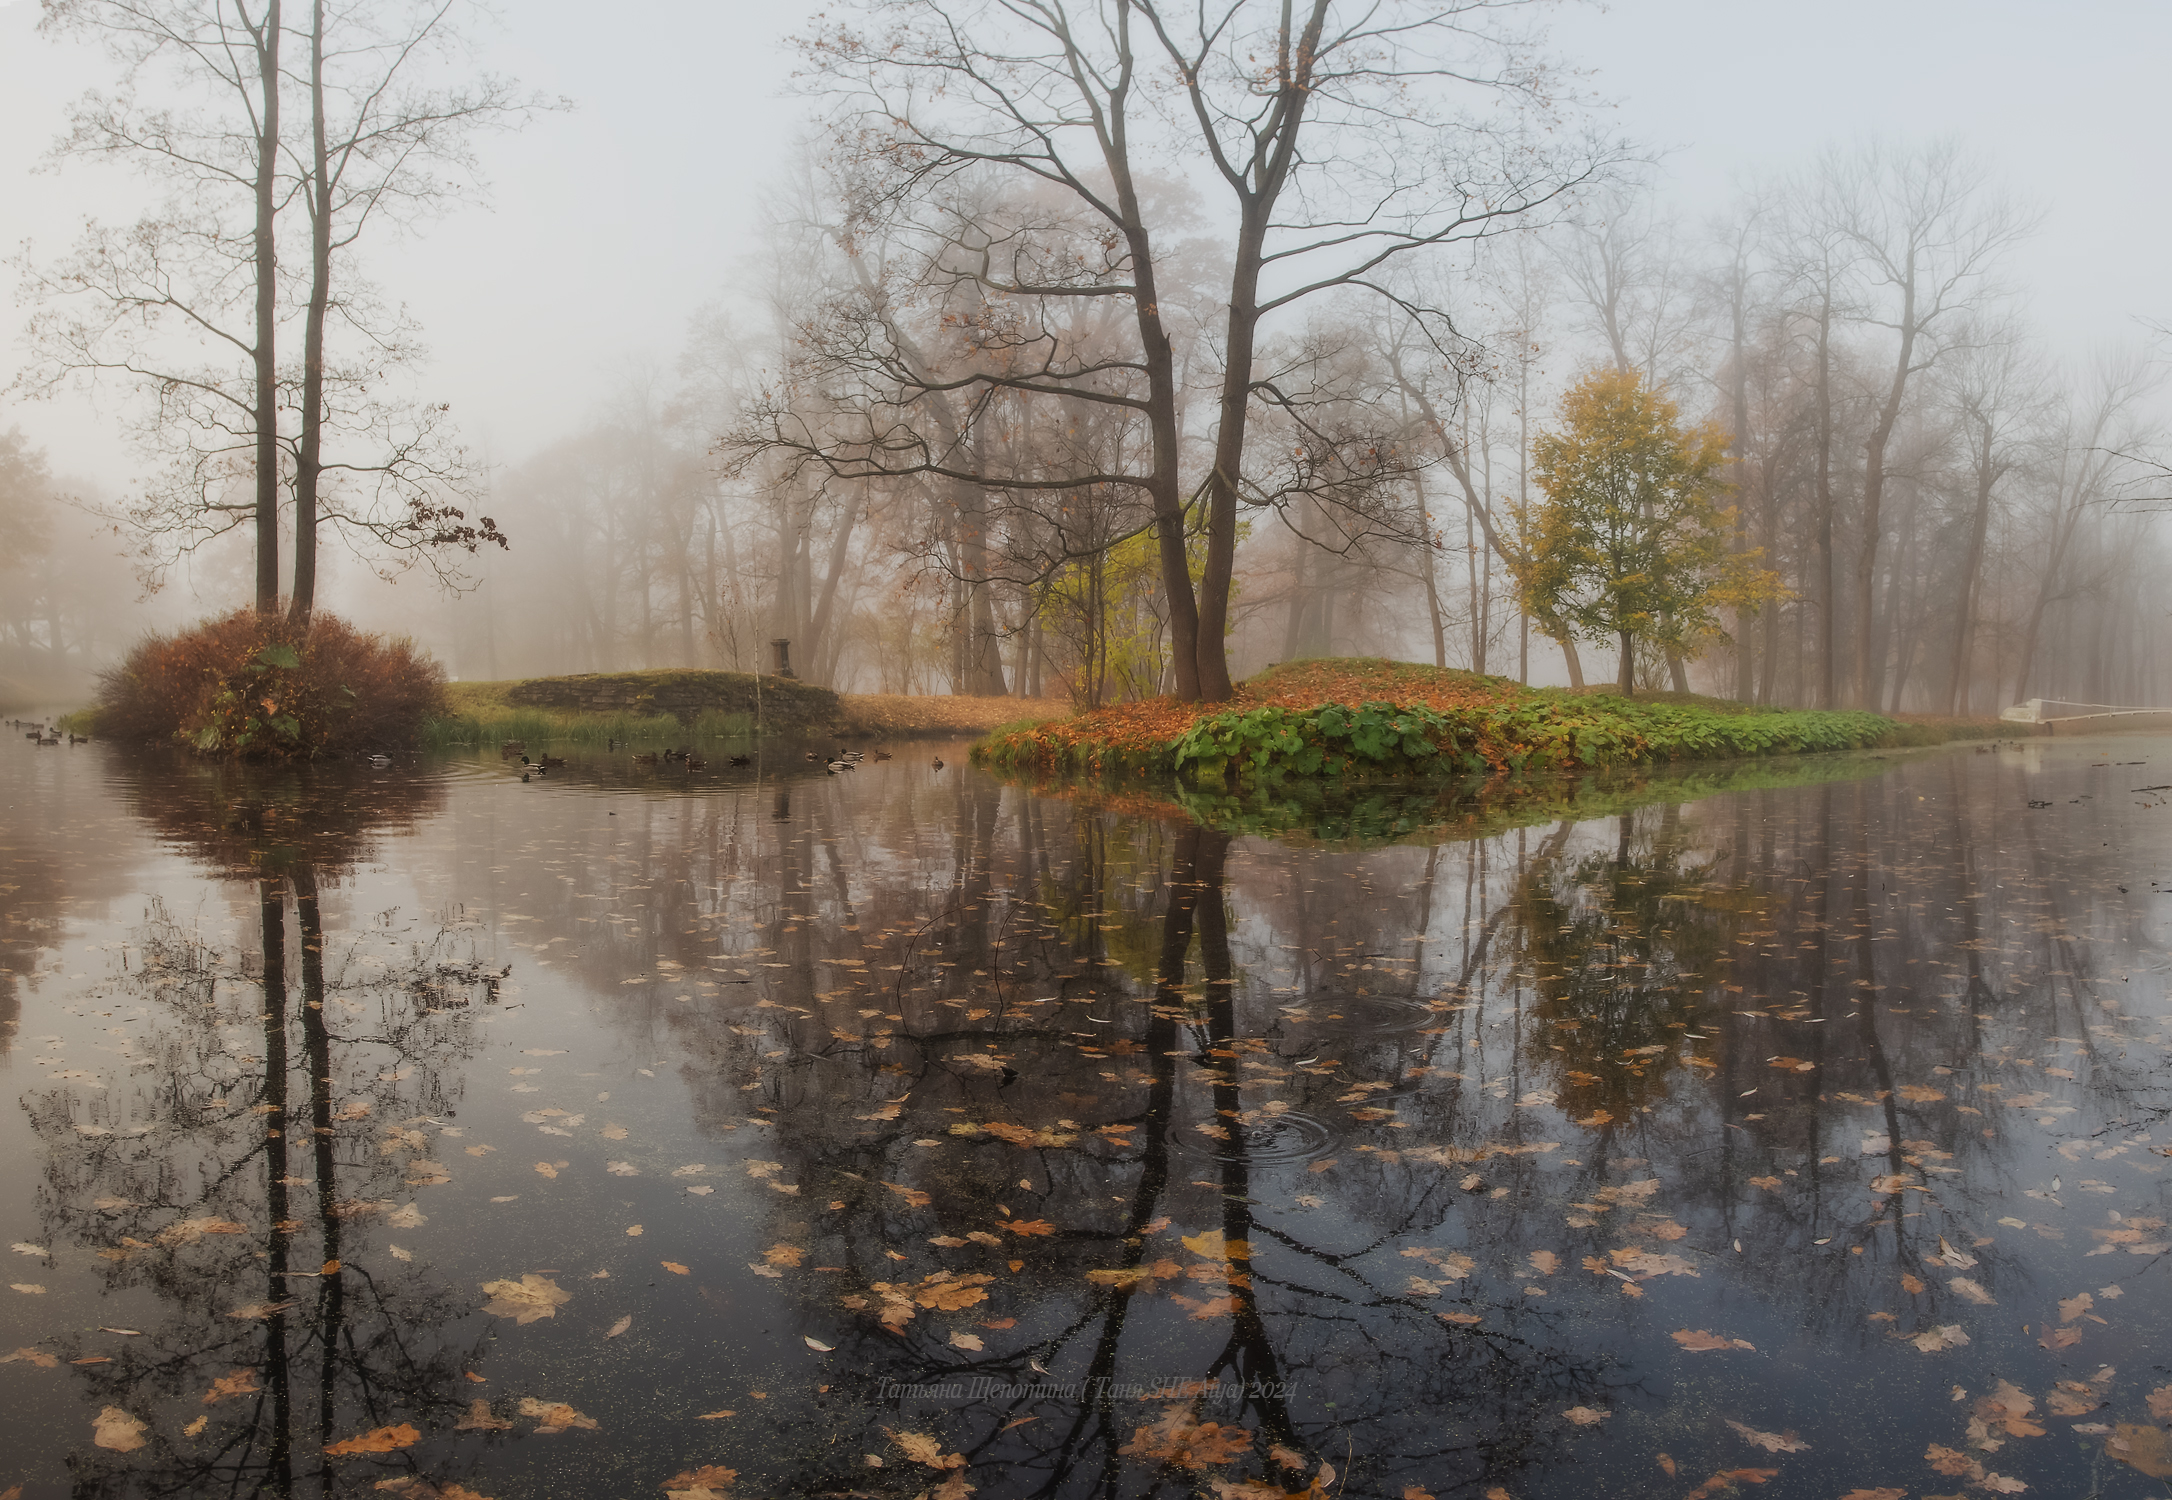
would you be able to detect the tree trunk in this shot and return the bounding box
[1813,301,1837,708]
[1617,630,1635,695]
[1853,282,1918,710]
[1944,427,1997,715]
[251,0,282,614]
[291,0,330,626]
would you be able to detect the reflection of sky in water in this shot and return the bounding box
[3,733,2171,1497]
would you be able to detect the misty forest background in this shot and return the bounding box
[2,1,2167,720]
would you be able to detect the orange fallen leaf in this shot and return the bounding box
[1004,1218,1057,1237]
[324,1422,420,1456]
[1672,1329,1755,1352]
[516,1397,598,1433]
[93,1407,148,1453]
[1684,1470,1778,1500]
[662,1261,691,1276]
[882,1182,931,1207]
[664,1465,739,1489]
[1725,1419,1807,1453]
[454,1399,511,1431]
[203,1369,262,1403]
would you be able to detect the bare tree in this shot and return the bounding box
[285,0,546,621]
[762,0,1617,702]
[1830,139,2034,708]
[22,0,286,610]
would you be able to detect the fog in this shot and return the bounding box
[2,0,2167,711]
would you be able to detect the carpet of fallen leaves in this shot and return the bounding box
[975,659,1517,776]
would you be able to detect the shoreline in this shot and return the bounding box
[969,659,2021,785]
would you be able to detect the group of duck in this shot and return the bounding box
[502,738,891,782]
[10,719,85,747]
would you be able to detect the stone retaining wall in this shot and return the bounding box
[504,671,841,728]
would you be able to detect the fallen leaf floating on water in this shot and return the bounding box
[9,1284,46,1295]
[662,1261,690,1276]
[604,1316,631,1339]
[1926,1442,2028,1490]
[949,1332,984,1351]
[1950,1277,1998,1306]
[663,1467,738,1500]
[1837,1491,1907,1500]
[2148,1386,2172,1421]
[479,1274,569,1324]
[93,1407,148,1453]
[453,1400,512,1432]
[1118,1407,1251,1465]
[203,1369,261,1403]
[1672,1330,1755,1352]
[1563,1407,1609,1427]
[324,1423,419,1456]
[2109,1424,2172,1479]
[2060,1293,2095,1323]
[374,1481,495,1500]
[2,1347,58,1368]
[516,1398,598,1434]
[882,1182,931,1208]
[1683,1472,1778,1500]
[888,1428,969,1469]
[9,1244,46,1257]
[1972,1381,2045,1441]
[1911,1324,1970,1353]
[182,1416,207,1438]
[228,1299,299,1320]
[1726,1419,1809,1453]
[804,1336,834,1352]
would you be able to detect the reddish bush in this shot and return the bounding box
[96,608,447,758]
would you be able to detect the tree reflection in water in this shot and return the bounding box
[7,742,2172,1498]
[24,755,494,1497]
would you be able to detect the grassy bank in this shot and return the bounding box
[972,658,2016,783]
[420,675,1071,748]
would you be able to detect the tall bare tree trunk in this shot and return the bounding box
[251,0,282,614]
[291,0,327,625]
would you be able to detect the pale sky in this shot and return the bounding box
[2,0,2165,493]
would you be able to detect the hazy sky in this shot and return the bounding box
[2,0,2166,493]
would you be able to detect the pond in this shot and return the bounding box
[3,729,2171,1499]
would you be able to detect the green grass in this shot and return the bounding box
[419,704,758,749]
[975,659,2017,788]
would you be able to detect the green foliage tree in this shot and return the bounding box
[1513,368,1775,697]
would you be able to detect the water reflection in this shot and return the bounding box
[4,737,2170,1497]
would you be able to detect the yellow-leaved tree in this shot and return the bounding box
[1513,368,1779,697]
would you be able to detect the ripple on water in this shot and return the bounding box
[1169,1106,1338,1166]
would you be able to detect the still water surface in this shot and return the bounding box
[3,732,2171,1498]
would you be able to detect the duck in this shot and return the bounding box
[683,753,707,771]
[872,749,892,761]
[804,750,822,763]
[825,759,853,775]
[366,753,392,768]
[725,754,752,768]
[839,748,865,763]
[662,746,684,762]
[519,753,565,771]
[931,756,945,771]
